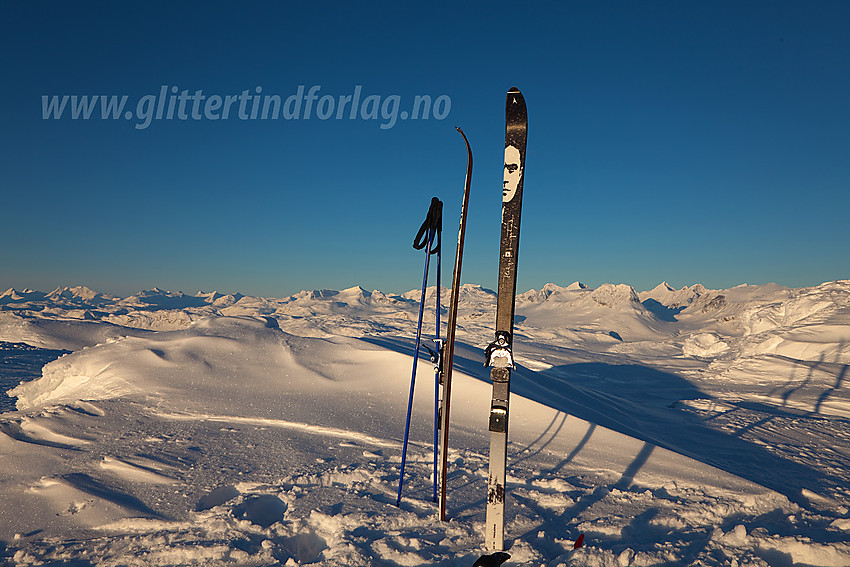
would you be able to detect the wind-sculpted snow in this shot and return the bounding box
[1,280,850,565]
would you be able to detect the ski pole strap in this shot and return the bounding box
[413,197,443,254]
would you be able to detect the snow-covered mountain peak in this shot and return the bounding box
[517,283,580,304]
[0,288,32,303]
[457,283,493,292]
[588,283,641,308]
[640,282,711,311]
[121,288,211,310]
[337,286,376,305]
[403,283,496,302]
[541,282,564,293]
[369,289,400,305]
[284,287,388,311]
[339,285,370,297]
[196,291,246,307]
[291,289,340,301]
[46,285,103,302]
[651,282,676,294]
[196,290,224,302]
[456,283,497,300]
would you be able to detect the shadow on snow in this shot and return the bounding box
[362,335,834,511]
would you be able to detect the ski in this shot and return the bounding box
[438,126,473,521]
[484,87,527,551]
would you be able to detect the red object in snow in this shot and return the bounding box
[574,534,585,549]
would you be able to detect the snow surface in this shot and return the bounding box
[1,280,850,566]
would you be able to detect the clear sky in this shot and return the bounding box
[2,1,848,297]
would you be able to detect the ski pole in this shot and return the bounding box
[397,226,433,506]
[432,201,442,503]
[398,197,442,506]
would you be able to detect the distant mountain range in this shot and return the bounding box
[2,281,849,370]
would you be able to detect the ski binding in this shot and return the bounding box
[485,331,513,368]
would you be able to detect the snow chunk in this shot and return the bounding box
[683,333,729,357]
[720,524,748,546]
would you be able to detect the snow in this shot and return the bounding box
[682,333,729,357]
[1,279,849,565]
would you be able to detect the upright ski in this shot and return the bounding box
[438,126,473,521]
[484,87,527,551]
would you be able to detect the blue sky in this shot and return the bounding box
[2,1,848,297]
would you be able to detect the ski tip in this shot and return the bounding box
[456,126,471,149]
[508,86,521,94]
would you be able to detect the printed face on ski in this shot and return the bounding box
[503,145,522,202]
